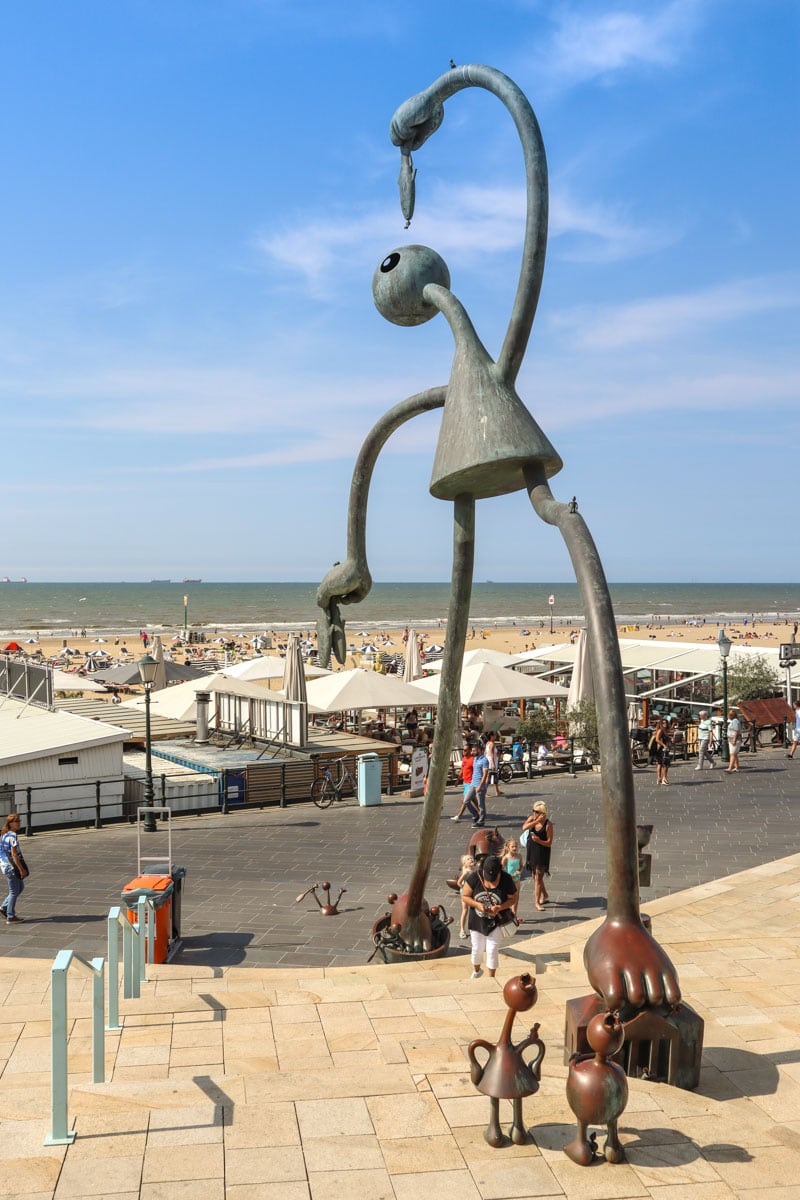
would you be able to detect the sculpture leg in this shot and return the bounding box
[484,1097,506,1148]
[604,1119,625,1163]
[564,1124,595,1167]
[401,494,475,948]
[525,464,680,1013]
[509,1097,531,1145]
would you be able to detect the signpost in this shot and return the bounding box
[548,593,555,635]
[779,644,798,707]
[183,595,188,638]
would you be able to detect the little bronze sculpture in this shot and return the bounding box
[467,973,545,1147]
[316,64,682,1016]
[295,881,346,916]
[564,1010,628,1165]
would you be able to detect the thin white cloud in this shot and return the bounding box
[552,276,800,350]
[259,179,671,294]
[537,0,705,90]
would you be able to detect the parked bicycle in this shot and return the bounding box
[310,757,358,808]
[630,727,651,769]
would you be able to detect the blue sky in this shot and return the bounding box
[1,0,796,583]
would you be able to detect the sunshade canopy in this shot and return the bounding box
[412,661,568,706]
[305,668,431,712]
[222,655,329,682]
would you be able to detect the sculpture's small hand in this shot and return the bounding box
[584,918,682,1013]
[316,559,372,668]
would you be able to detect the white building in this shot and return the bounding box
[0,696,126,828]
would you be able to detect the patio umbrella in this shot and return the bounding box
[52,669,107,693]
[148,636,168,692]
[223,655,329,686]
[427,647,520,672]
[412,662,569,706]
[93,660,204,686]
[566,629,594,713]
[282,634,308,705]
[305,668,430,713]
[403,629,422,682]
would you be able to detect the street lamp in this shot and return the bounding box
[138,653,159,833]
[718,629,731,761]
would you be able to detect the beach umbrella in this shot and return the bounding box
[93,660,204,686]
[223,655,329,685]
[427,647,520,672]
[566,629,594,714]
[282,634,308,705]
[412,662,569,706]
[150,635,168,692]
[305,668,430,713]
[403,630,422,682]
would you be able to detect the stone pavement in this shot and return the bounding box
[2,748,799,970]
[2,851,800,1199]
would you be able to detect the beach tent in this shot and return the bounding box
[93,660,204,687]
[305,669,431,713]
[412,662,568,706]
[222,655,329,684]
[4,642,22,653]
[427,647,520,672]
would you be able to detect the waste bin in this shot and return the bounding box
[357,752,382,806]
[122,874,174,964]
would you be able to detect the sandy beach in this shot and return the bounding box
[7,613,797,688]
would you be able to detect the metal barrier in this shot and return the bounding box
[45,895,152,1146]
[44,949,106,1146]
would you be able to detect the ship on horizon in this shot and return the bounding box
[182,577,202,584]
[1,577,27,583]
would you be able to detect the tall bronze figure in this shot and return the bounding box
[317,64,681,1013]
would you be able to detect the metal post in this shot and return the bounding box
[143,683,156,833]
[91,959,105,1083]
[137,895,148,980]
[526,740,533,779]
[280,763,286,808]
[107,909,121,1030]
[568,736,576,777]
[221,769,229,815]
[721,658,729,761]
[25,785,33,837]
[94,780,102,830]
[45,950,75,1145]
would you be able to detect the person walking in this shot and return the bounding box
[461,854,517,979]
[485,731,504,798]
[654,718,672,785]
[467,742,490,827]
[451,744,478,821]
[725,708,742,772]
[695,710,715,770]
[787,701,800,759]
[522,800,553,910]
[0,814,29,924]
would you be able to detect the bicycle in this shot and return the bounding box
[310,757,358,808]
[630,729,651,769]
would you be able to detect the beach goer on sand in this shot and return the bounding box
[467,742,490,827]
[787,701,800,759]
[461,854,517,979]
[0,813,29,923]
[457,853,476,937]
[485,731,504,797]
[501,838,522,923]
[725,709,741,772]
[523,801,553,910]
[695,711,714,769]
[451,744,478,821]
[654,718,672,785]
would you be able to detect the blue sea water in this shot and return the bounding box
[0,581,798,636]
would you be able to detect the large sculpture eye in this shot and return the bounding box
[372,244,450,326]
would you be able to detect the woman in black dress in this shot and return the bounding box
[523,800,553,911]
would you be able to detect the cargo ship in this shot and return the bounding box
[182,578,202,584]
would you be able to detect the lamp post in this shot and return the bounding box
[138,653,159,833]
[718,629,731,761]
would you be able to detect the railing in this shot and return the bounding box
[45,895,153,1146]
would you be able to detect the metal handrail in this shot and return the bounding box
[44,949,106,1146]
[45,895,153,1146]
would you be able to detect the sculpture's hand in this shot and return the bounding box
[390,92,445,152]
[584,918,681,1013]
[316,559,373,668]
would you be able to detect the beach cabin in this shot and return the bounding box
[0,697,126,828]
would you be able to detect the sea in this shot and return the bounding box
[0,581,799,638]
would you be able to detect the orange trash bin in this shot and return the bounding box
[122,874,174,964]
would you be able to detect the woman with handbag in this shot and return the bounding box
[0,813,29,924]
[461,854,517,979]
[523,800,554,910]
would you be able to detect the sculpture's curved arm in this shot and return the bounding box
[316,385,446,666]
[390,64,547,385]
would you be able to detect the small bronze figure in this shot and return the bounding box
[564,1011,628,1166]
[467,973,545,1147]
[295,881,346,916]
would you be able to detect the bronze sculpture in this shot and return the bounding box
[316,64,681,1014]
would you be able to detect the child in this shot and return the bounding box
[501,838,522,923]
[450,744,477,821]
[457,853,476,938]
